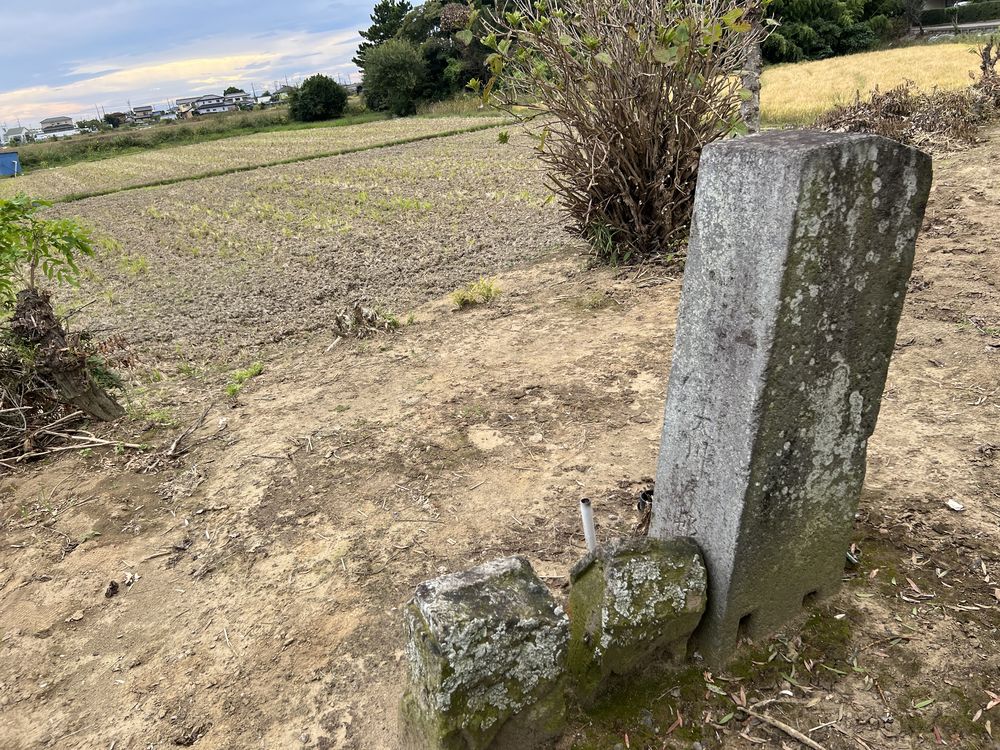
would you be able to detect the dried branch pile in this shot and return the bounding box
[815,82,997,150]
[1,289,130,466]
[816,38,1000,151]
[333,303,401,339]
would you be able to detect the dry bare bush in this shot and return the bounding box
[475,0,768,264]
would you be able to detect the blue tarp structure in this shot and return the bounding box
[0,151,21,177]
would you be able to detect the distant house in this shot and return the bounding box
[39,115,75,134]
[131,105,165,123]
[224,91,251,107]
[2,126,32,145]
[176,92,250,118]
[35,116,80,140]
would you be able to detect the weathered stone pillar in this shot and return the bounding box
[651,131,932,663]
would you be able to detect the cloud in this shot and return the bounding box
[0,26,362,126]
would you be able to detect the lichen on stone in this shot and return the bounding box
[566,537,707,705]
[400,556,569,750]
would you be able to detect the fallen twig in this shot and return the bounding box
[743,709,828,750]
[167,404,212,457]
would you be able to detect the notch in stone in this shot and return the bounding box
[650,130,932,664]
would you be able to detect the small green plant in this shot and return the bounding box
[225,361,264,398]
[498,130,510,144]
[146,408,178,427]
[585,222,630,266]
[571,291,616,312]
[118,254,149,276]
[451,277,502,309]
[0,194,93,302]
[177,361,202,378]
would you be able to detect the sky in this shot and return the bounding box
[0,1,375,128]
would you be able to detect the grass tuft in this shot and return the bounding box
[225,361,264,398]
[451,278,502,309]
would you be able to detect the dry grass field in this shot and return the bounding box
[0,115,503,202]
[761,42,984,124]
[0,116,998,749]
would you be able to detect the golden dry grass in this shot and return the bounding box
[761,42,982,124]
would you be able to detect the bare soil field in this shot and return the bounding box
[47,127,560,366]
[0,124,998,750]
[0,116,502,202]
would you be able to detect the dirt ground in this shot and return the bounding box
[1,126,998,750]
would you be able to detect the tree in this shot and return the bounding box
[354,0,413,68]
[103,112,127,128]
[288,74,348,122]
[741,2,766,133]
[397,1,501,102]
[75,119,104,132]
[763,0,902,62]
[901,0,924,33]
[478,0,768,264]
[0,194,124,422]
[362,39,427,116]
[224,86,246,95]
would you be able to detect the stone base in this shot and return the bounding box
[566,537,707,705]
[399,557,569,750]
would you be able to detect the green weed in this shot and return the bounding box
[118,254,149,276]
[225,361,264,398]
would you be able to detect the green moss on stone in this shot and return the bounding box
[565,537,706,706]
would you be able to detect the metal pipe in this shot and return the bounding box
[580,498,597,553]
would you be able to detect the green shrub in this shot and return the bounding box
[923,0,1000,25]
[362,39,427,116]
[288,75,348,122]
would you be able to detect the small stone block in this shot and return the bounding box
[566,537,707,704]
[400,556,569,750]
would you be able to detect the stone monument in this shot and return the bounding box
[651,130,932,663]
